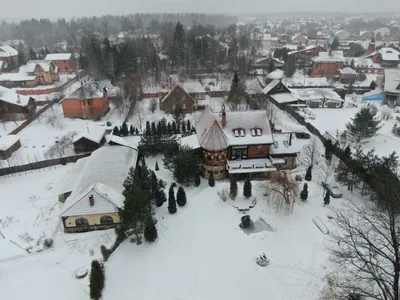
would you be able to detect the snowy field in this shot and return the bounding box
[102,155,349,300]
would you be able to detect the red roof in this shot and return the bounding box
[195,107,228,151]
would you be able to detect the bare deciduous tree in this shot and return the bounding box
[265,172,299,215]
[329,201,400,300]
[300,136,323,169]
[46,131,77,159]
[149,98,157,113]
[45,106,64,129]
[266,100,278,125]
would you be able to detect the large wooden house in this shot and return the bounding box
[195,105,300,180]
[160,82,197,114]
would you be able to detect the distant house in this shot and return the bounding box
[369,48,400,68]
[339,67,357,84]
[60,82,109,119]
[291,34,308,46]
[261,34,279,52]
[0,86,36,121]
[334,30,352,40]
[383,69,400,108]
[311,51,345,77]
[58,146,139,233]
[288,44,325,68]
[160,82,197,114]
[0,73,38,88]
[26,60,60,85]
[73,127,107,153]
[181,82,206,101]
[0,135,21,159]
[252,56,285,71]
[292,88,344,108]
[0,44,18,66]
[45,53,76,73]
[348,56,383,75]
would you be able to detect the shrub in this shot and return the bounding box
[155,161,159,171]
[230,179,238,200]
[208,172,215,187]
[176,186,187,207]
[195,173,201,187]
[144,218,158,242]
[89,260,105,300]
[300,183,309,202]
[100,245,110,261]
[243,179,252,198]
[168,186,177,214]
[305,166,312,181]
[43,238,54,248]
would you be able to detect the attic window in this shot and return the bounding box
[233,128,245,137]
[251,129,256,136]
[234,130,239,137]
[283,141,289,148]
[240,129,245,137]
[274,141,279,148]
[256,129,262,136]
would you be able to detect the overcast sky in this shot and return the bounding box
[1,0,399,21]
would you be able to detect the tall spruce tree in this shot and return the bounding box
[346,104,381,143]
[305,166,312,181]
[325,139,334,162]
[168,185,177,214]
[230,179,238,200]
[171,21,186,68]
[208,172,215,187]
[155,161,159,171]
[195,173,201,187]
[89,260,105,300]
[300,183,309,202]
[243,178,252,198]
[227,72,245,110]
[144,217,158,242]
[176,186,187,206]
[129,125,135,135]
[121,121,129,136]
[186,120,191,132]
[145,121,151,133]
[284,55,296,77]
[113,126,120,136]
[17,43,26,65]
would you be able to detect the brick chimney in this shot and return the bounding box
[89,194,94,206]
[221,104,227,128]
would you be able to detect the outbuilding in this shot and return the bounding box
[0,135,21,159]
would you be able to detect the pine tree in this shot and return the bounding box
[181,121,186,132]
[129,125,135,135]
[230,179,238,200]
[228,72,245,110]
[151,122,157,135]
[151,171,158,199]
[243,178,252,198]
[186,120,191,132]
[172,121,177,133]
[345,104,381,143]
[195,173,201,187]
[370,80,377,89]
[155,188,166,207]
[167,122,172,134]
[323,190,330,206]
[176,186,187,206]
[135,128,139,135]
[305,166,312,181]
[300,183,309,202]
[145,121,151,134]
[208,172,215,187]
[28,46,37,60]
[155,161,159,171]
[121,121,129,136]
[344,146,352,159]
[168,185,177,214]
[89,260,105,300]
[144,217,158,242]
[325,139,333,162]
[17,43,26,65]
[113,126,120,136]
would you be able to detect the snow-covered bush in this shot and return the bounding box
[43,238,53,248]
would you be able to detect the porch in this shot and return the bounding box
[226,158,277,180]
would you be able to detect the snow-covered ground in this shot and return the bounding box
[102,155,347,300]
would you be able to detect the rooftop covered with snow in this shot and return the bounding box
[73,126,107,144]
[339,67,357,75]
[270,133,300,155]
[45,53,72,60]
[270,92,300,104]
[0,85,33,106]
[26,60,54,73]
[62,82,105,101]
[0,135,20,151]
[292,88,343,102]
[0,73,36,82]
[312,51,345,63]
[182,81,206,94]
[0,44,18,57]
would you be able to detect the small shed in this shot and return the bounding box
[0,135,21,159]
[73,127,106,153]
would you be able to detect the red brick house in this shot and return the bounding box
[60,82,109,119]
[160,82,197,113]
[0,44,18,67]
[311,50,345,77]
[195,105,300,180]
[26,60,60,85]
[45,53,77,73]
[0,86,36,121]
[288,44,325,68]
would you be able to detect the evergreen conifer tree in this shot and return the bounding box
[151,171,158,199]
[345,104,381,143]
[155,189,166,207]
[130,125,135,135]
[17,43,26,65]
[168,185,177,214]
[121,121,129,136]
[284,55,296,77]
[325,140,333,162]
[208,172,215,187]
[195,173,201,187]
[370,80,376,89]
[145,121,151,134]
[151,122,157,135]
[144,217,158,242]
[172,121,177,133]
[300,183,309,202]
[186,120,191,132]
[135,128,139,134]
[323,190,330,206]
[344,146,352,159]
[113,126,120,136]
[89,260,105,300]
[243,178,252,198]
[305,166,312,181]
[176,186,187,206]
[155,161,159,171]
[230,179,238,200]
[167,122,172,134]
[181,121,186,132]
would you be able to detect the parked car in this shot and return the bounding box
[295,132,311,139]
[321,182,343,198]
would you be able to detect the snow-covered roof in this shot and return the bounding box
[292,33,307,41]
[26,60,53,73]
[213,111,274,146]
[73,126,106,144]
[0,86,32,107]
[0,45,18,58]
[349,56,382,69]
[45,53,72,60]
[58,157,90,196]
[263,79,280,94]
[105,135,135,148]
[266,69,285,80]
[262,34,278,41]
[270,92,300,104]
[195,106,229,151]
[270,133,300,155]
[0,73,36,82]
[0,135,19,151]
[160,82,196,104]
[62,82,105,101]
[339,67,357,75]
[378,48,400,61]
[384,69,400,93]
[59,146,138,217]
[182,81,206,94]
[292,88,343,102]
[312,51,345,63]
[180,134,200,149]
[288,44,324,55]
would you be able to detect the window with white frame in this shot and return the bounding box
[240,129,245,137]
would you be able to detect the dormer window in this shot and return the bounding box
[233,128,245,137]
[240,129,245,137]
[251,129,256,136]
[234,130,239,137]
[274,141,279,148]
[251,128,262,136]
[256,129,262,136]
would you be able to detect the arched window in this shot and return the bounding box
[100,215,114,224]
[75,217,89,226]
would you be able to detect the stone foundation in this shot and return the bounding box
[202,163,227,180]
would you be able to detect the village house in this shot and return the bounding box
[334,30,352,40]
[0,44,18,67]
[45,53,77,73]
[195,105,300,180]
[60,82,109,119]
[348,56,383,75]
[160,82,197,114]
[292,88,344,108]
[0,86,36,121]
[288,44,325,68]
[339,67,357,84]
[73,127,107,153]
[261,34,279,52]
[291,34,308,46]
[26,60,60,85]
[0,73,38,88]
[58,145,138,233]
[181,81,206,101]
[383,69,400,108]
[368,47,400,69]
[311,50,345,77]
[252,56,285,71]
[0,135,21,159]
